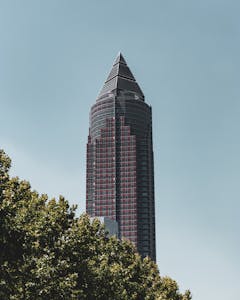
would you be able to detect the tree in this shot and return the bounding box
[0,150,191,299]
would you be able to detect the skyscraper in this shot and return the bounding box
[86,53,156,260]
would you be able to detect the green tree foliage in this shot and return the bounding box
[0,150,191,300]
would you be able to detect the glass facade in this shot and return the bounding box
[86,53,156,261]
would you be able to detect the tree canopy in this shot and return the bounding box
[0,150,191,300]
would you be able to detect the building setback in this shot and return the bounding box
[86,53,156,260]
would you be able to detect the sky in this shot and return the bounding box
[0,0,239,299]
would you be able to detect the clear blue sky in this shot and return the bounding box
[0,1,239,299]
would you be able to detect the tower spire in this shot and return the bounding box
[98,53,144,99]
[113,52,127,65]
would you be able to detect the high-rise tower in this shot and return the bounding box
[86,53,156,260]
